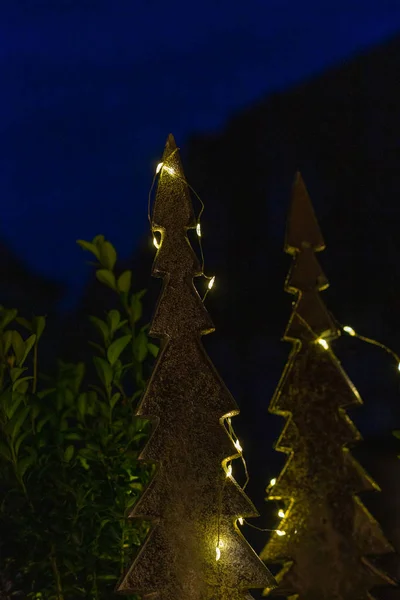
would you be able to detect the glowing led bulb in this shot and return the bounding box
[208,276,215,290]
[226,464,232,478]
[397,363,400,372]
[270,478,276,486]
[163,165,176,176]
[343,326,356,336]
[234,439,242,453]
[196,223,201,237]
[278,509,285,518]
[238,517,244,525]
[156,162,163,174]
[276,530,286,536]
[153,236,160,249]
[317,338,329,350]
[215,546,221,561]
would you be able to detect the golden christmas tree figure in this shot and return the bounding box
[260,173,395,600]
[118,135,275,600]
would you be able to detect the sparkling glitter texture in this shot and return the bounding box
[260,172,395,600]
[118,135,275,600]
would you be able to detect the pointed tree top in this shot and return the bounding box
[152,134,196,232]
[284,172,325,255]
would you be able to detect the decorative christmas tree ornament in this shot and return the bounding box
[260,173,396,599]
[118,134,275,600]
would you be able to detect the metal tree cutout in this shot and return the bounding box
[118,135,275,600]
[260,173,395,600]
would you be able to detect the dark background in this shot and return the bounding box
[2,0,400,558]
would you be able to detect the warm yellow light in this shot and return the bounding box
[317,338,329,350]
[153,236,161,249]
[276,530,286,536]
[156,162,163,174]
[278,509,285,518]
[238,517,244,525]
[227,417,231,425]
[208,276,215,290]
[163,165,176,176]
[234,439,242,453]
[397,363,400,372]
[215,546,221,561]
[270,478,276,486]
[196,223,201,237]
[226,464,232,478]
[343,326,356,336]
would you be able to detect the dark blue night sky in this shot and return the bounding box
[2,1,400,307]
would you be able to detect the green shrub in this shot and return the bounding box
[0,236,156,599]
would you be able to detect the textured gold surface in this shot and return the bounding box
[261,173,395,600]
[118,135,275,599]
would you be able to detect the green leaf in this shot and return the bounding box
[133,331,148,363]
[20,334,37,366]
[93,356,113,390]
[64,445,75,462]
[17,455,36,479]
[0,308,18,329]
[117,270,132,294]
[96,269,117,291]
[89,316,109,344]
[77,392,87,420]
[99,241,117,270]
[12,375,34,391]
[10,367,27,383]
[0,441,11,461]
[107,335,132,365]
[93,234,105,247]
[88,340,106,356]
[107,309,120,337]
[99,401,110,419]
[32,316,46,340]
[2,329,13,354]
[4,391,22,419]
[11,330,25,365]
[6,405,30,443]
[110,392,121,408]
[37,388,56,399]
[76,239,100,260]
[130,294,143,323]
[15,317,32,331]
[116,319,129,331]
[77,455,89,470]
[113,359,123,383]
[148,343,159,358]
[14,430,31,457]
[64,432,83,440]
[37,414,52,432]
[30,401,41,421]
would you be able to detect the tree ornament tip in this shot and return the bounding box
[285,172,325,255]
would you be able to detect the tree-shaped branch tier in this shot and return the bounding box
[260,173,395,600]
[118,135,275,600]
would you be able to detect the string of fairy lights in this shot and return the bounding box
[149,154,285,563]
[149,158,215,301]
[263,309,400,543]
[149,152,400,563]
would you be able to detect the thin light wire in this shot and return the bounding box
[147,148,179,225]
[224,418,250,490]
[148,151,214,303]
[294,304,400,371]
[242,520,281,533]
[329,312,400,365]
